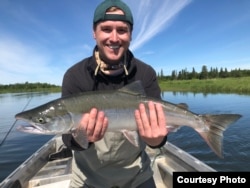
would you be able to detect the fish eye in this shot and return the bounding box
[36,117,45,124]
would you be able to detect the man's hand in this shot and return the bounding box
[78,108,108,142]
[134,101,168,147]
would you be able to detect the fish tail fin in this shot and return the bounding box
[199,114,241,158]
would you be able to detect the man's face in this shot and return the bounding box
[93,10,132,64]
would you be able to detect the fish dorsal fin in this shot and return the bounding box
[176,103,189,110]
[118,80,146,96]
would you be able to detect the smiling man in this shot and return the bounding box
[61,0,168,187]
[94,8,131,64]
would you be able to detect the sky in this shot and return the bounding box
[0,0,250,86]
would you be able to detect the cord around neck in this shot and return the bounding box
[94,50,128,76]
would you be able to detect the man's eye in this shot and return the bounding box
[102,28,111,32]
[117,29,127,34]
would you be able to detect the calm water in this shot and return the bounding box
[0,91,250,182]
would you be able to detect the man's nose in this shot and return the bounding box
[110,30,118,42]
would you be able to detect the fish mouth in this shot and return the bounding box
[16,123,57,135]
[15,116,45,131]
[16,123,49,134]
[22,124,44,131]
[15,117,50,134]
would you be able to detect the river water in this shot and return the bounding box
[0,91,249,182]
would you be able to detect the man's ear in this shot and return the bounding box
[93,31,96,39]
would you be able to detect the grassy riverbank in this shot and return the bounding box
[1,77,250,95]
[158,77,250,94]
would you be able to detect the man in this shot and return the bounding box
[62,0,168,187]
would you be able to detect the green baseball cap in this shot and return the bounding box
[93,0,134,27]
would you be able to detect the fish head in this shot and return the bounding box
[15,101,73,135]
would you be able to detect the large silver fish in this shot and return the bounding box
[15,81,241,157]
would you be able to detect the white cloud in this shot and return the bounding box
[0,36,59,84]
[0,34,94,85]
[0,37,50,73]
[126,0,192,51]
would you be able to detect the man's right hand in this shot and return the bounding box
[78,108,108,142]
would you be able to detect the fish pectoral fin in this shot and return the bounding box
[122,130,139,147]
[71,129,89,149]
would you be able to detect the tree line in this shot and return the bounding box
[0,82,61,93]
[158,65,250,80]
[1,66,250,93]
